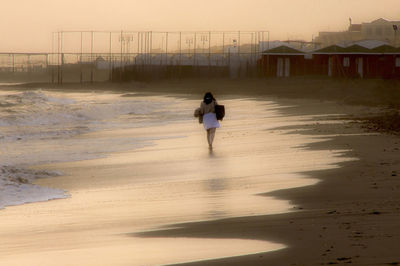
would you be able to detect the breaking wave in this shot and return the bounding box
[0,89,183,209]
[0,166,68,209]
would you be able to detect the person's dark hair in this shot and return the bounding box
[203,92,215,104]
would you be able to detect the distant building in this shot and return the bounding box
[361,18,400,44]
[315,18,400,47]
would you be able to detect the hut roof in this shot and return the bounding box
[312,45,346,54]
[342,44,372,54]
[262,45,304,55]
[312,44,388,54]
[370,44,400,54]
[353,40,388,49]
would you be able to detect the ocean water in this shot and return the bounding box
[0,88,190,209]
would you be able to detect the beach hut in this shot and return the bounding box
[312,44,374,78]
[368,45,400,79]
[312,45,347,77]
[341,45,373,78]
[312,43,400,79]
[261,46,306,77]
[313,44,372,78]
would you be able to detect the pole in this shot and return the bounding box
[137,31,140,56]
[266,31,270,76]
[144,32,147,65]
[141,32,144,65]
[61,31,64,84]
[27,55,31,73]
[91,31,94,83]
[179,31,182,65]
[251,32,254,67]
[46,54,49,82]
[51,33,54,83]
[80,31,83,57]
[194,33,196,66]
[109,31,112,81]
[251,32,253,54]
[50,33,53,83]
[166,32,168,65]
[222,32,225,55]
[238,31,241,54]
[150,31,153,66]
[147,31,149,64]
[120,31,123,81]
[120,31,123,61]
[208,31,211,68]
[179,31,182,78]
[147,32,150,65]
[267,31,270,68]
[127,35,130,65]
[80,31,83,83]
[144,32,147,64]
[149,31,153,77]
[57,32,60,84]
[142,32,145,65]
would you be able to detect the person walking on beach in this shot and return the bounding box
[199,92,221,148]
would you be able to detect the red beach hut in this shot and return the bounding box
[261,46,307,77]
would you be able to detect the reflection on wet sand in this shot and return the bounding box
[0,95,354,265]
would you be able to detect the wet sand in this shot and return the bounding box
[153,101,400,266]
[1,79,400,265]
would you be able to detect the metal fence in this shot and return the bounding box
[0,30,269,83]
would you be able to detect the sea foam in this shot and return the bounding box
[0,166,68,209]
[0,89,183,209]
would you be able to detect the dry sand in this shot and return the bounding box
[1,79,400,265]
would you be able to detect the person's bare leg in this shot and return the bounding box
[209,128,216,147]
[206,129,211,147]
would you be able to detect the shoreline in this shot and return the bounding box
[1,79,400,265]
[136,96,400,265]
[4,78,400,133]
[3,77,400,103]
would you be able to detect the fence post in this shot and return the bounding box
[80,31,83,84]
[12,54,15,73]
[91,31,94,83]
[60,32,64,84]
[109,31,112,82]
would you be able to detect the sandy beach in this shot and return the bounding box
[157,100,400,266]
[0,79,399,265]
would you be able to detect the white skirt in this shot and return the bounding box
[203,113,221,130]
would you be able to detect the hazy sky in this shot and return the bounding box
[1,0,399,52]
